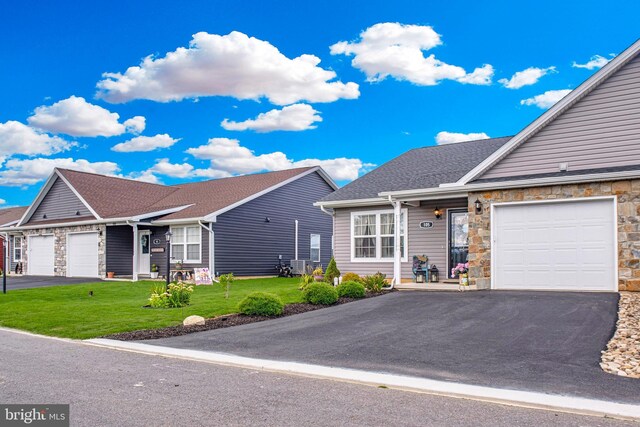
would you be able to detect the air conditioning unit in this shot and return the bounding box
[290,259,307,275]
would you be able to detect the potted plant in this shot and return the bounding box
[312,266,324,281]
[451,263,469,288]
[175,260,183,270]
[106,272,115,279]
[150,264,159,279]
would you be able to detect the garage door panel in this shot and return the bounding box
[494,199,616,291]
[29,235,54,276]
[68,233,99,277]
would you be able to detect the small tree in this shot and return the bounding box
[324,257,340,284]
[219,273,234,299]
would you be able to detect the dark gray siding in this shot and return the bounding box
[27,177,93,223]
[105,226,133,275]
[214,171,334,276]
[146,224,209,272]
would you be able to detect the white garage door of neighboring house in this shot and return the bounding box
[68,232,99,277]
[28,235,55,276]
[493,198,616,291]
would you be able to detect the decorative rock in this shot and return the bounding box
[183,315,205,327]
[601,292,640,379]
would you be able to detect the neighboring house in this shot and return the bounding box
[0,206,29,273]
[317,38,640,292]
[0,167,335,279]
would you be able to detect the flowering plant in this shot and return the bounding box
[149,281,194,308]
[451,263,469,278]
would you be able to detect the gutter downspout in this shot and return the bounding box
[127,220,139,282]
[385,196,401,290]
[198,220,218,282]
[294,220,299,260]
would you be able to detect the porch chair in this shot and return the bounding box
[412,255,429,282]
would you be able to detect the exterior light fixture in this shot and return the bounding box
[474,199,483,214]
[433,207,442,219]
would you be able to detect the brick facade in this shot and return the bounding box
[468,179,640,291]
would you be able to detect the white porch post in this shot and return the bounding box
[132,223,139,281]
[393,199,402,286]
[294,220,299,260]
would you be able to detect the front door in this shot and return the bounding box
[448,209,469,278]
[138,232,151,274]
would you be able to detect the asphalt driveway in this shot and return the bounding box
[147,291,640,404]
[2,275,103,290]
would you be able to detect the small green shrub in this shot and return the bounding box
[362,272,387,293]
[238,292,284,316]
[303,282,339,305]
[219,272,234,299]
[341,272,362,283]
[336,281,366,298]
[298,274,315,290]
[324,257,341,284]
[148,282,194,308]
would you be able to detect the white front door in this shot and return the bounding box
[493,198,616,291]
[68,232,99,277]
[138,232,151,274]
[28,235,55,276]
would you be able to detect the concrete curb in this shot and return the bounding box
[86,338,640,421]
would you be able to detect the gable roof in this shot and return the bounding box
[319,136,512,203]
[458,38,640,185]
[0,206,28,227]
[18,166,336,226]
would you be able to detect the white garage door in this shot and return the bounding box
[68,232,99,277]
[28,235,55,276]
[493,198,616,291]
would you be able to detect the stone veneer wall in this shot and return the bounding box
[22,224,106,277]
[468,179,640,291]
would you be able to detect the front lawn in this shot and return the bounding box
[0,278,302,339]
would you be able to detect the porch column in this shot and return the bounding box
[393,200,402,285]
[132,223,139,281]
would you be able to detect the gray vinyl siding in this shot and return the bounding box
[105,225,133,276]
[481,53,640,180]
[27,177,93,223]
[214,171,334,276]
[334,199,467,279]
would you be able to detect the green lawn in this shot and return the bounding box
[0,278,302,339]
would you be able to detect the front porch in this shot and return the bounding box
[395,278,478,291]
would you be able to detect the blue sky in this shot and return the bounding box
[1,0,639,207]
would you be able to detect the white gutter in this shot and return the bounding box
[198,221,218,282]
[294,220,299,260]
[319,205,334,217]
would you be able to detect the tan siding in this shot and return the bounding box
[481,53,640,180]
[334,199,467,279]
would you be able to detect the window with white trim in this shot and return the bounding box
[13,236,22,262]
[310,234,320,262]
[170,225,201,263]
[351,210,407,261]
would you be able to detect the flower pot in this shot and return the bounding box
[107,272,115,279]
[314,275,324,281]
[150,272,159,279]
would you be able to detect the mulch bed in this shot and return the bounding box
[103,291,393,341]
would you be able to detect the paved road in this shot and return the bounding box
[0,330,633,426]
[148,291,640,404]
[1,275,102,290]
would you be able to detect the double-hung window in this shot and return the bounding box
[170,225,201,263]
[13,236,22,262]
[310,234,321,262]
[351,210,407,261]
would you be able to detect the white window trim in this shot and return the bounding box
[310,234,321,263]
[13,235,22,262]
[350,209,408,263]
[169,225,202,264]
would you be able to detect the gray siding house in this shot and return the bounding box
[317,38,640,293]
[0,166,335,280]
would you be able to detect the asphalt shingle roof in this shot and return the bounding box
[0,206,28,226]
[319,137,512,202]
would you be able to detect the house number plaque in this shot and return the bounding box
[419,221,434,229]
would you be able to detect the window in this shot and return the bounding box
[170,225,201,263]
[310,234,320,262]
[351,210,407,262]
[13,236,22,262]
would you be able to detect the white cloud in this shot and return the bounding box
[0,121,74,164]
[96,31,359,105]
[27,96,144,137]
[572,54,613,70]
[111,134,180,152]
[520,89,572,109]
[498,67,556,89]
[330,22,493,86]
[186,137,370,181]
[0,198,5,205]
[221,104,322,132]
[0,157,120,186]
[435,131,490,145]
[148,158,195,178]
[124,116,146,134]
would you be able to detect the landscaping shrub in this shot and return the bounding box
[336,281,366,298]
[341,272,362,283]
[219,272,235,299]
[362,272,387,293]
[238,292,284,316]
[303,282,339,305]
[148,282,194,308]
[298,274,315,290]
[324,257,341,284]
